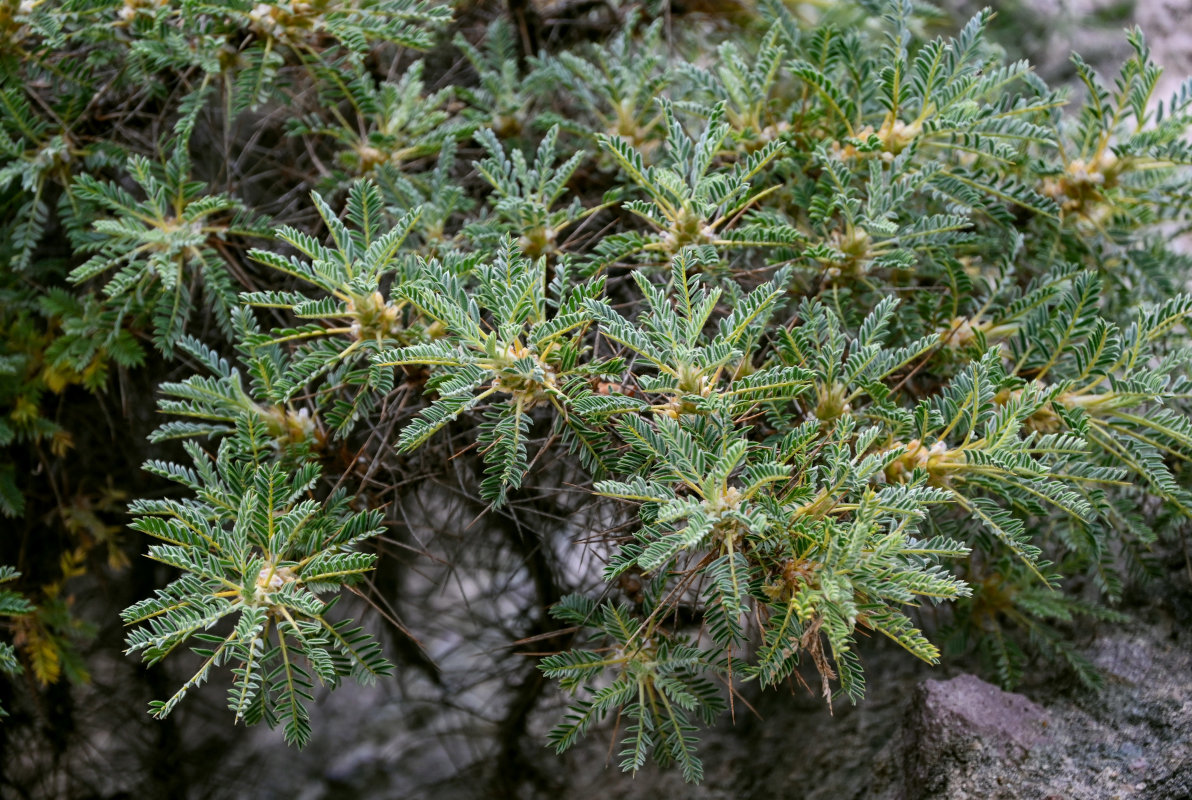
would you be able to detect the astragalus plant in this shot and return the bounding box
[1,0,1190,786]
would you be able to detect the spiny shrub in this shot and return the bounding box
[1,0,1190,783]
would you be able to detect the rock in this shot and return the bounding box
[1136,0,1192,101]
[1090,634,1155,684]
[897,674,1050,799]
[867,622,1192,800]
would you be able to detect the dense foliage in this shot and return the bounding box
[2,0,1191,785]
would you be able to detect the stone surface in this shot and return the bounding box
[865,622,1192,800]
[897,674,1051,798]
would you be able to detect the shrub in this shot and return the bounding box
[1,0,1190,785]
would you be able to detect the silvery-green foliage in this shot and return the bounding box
[122,433,390,747]
[3,0,1191,785]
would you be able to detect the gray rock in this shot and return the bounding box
[898,674,1051,798]
[868,623,1192,800]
